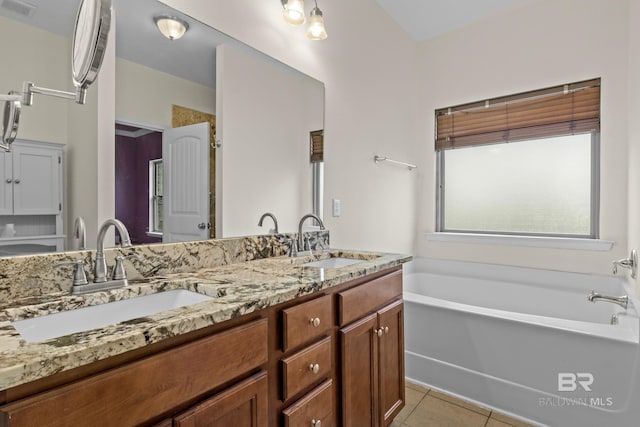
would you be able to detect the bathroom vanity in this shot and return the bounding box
[0,237,410,427]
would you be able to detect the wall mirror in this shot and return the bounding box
[0,0,325,256]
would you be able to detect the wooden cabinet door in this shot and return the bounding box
[378,300,405,426]
[340,313,378,427]
[174,371,268,427]
[11,143,60,215]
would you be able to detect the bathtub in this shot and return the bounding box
[403,258,640,427]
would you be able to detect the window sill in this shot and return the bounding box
[425,232,613,251]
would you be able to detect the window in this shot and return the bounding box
[435,78,600,238]
[149,159,163,234]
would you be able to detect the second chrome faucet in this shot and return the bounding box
[295,213,325,256]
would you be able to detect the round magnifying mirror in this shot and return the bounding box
[2,98,21,148]
[72,0,112,90]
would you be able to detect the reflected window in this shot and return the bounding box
[149,159,163,234]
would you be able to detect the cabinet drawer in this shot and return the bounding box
[174,371,268,427]
[0,319,268,427]
[282,379,333,427]
[282,294,332,352]
[281,336,332,401]
[338,270,402,326]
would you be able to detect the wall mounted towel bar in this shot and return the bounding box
[373,155,417,171]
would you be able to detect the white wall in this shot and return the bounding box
[415,0,630,274]
[216,44,322,237]
[115,58,215,129]
[628,0,640,295]
[160,0,420,253]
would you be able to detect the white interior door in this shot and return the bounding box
[162,122,210,243]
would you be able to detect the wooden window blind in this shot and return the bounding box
[435,78,600,151]
[310,129,324,163]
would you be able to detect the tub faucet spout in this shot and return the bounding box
[587,290,628,309]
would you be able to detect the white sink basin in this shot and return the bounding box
[12,289,213,343]
[302,257,365,269]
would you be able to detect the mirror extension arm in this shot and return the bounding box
[22,81,87,106]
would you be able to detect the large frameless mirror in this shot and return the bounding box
[0,0,111,150]
[0,0,324,256]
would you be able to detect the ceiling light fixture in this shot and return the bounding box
[154,15,189,41]
[282,0,305,26]
[306,2,327,40]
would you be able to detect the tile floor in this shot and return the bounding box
[392,381,536,427]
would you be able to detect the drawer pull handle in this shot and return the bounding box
[375,328,383,337]
[311,419,321,427]
[309,317,321,327]
[309,363,320,374]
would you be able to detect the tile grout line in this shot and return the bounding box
[426,388,492,418]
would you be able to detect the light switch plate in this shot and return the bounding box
[332,199,341,217]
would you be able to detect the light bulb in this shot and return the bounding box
[283,0,305,26]
[306,7,327,40]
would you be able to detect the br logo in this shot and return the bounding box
[558,373,594,392]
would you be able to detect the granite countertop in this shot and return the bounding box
[0,250,411,391]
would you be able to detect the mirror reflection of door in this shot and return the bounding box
[162,122,210,243]
[115,119,213,245]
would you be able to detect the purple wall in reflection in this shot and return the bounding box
[115,129,163,245]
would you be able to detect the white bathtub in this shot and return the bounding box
[403,258,640,427]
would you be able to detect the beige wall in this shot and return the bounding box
[415,0,630,275]
[628,0,640,295]
[0,16,70,144]
[115,58,215,129]
[215,44,322,237]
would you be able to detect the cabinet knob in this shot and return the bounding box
[375,328,383,337]
[384,326,389,334]
[311,420,321,427]
[309,317,321,327]
[309,363,320,374]
[5,179,11,184]
[13,179,20,184]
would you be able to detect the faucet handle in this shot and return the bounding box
[54,260,88,286]
[112,254,141,280]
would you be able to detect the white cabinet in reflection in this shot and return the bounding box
[0,140,64,256]
[0,141,62,215]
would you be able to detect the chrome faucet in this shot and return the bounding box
[587,290,628,309]
[296,213,325,256]
[258,212,279,234]
[95,219,132,283]
[612,249,637,278]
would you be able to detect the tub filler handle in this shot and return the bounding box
[587,290,628,310]
[612,249,638,279]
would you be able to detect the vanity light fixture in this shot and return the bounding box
[154,15,189,40]
[280,0,328,40]
[282,0,305,26]
[306,1,327,40]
